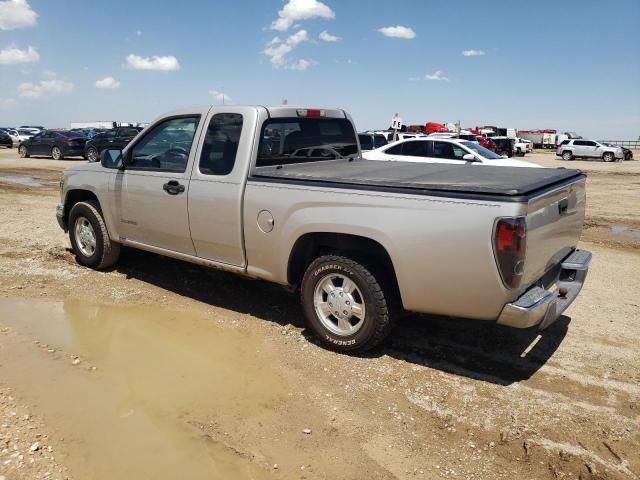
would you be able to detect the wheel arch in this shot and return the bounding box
[64,189,101,226]
[287,232,402,307]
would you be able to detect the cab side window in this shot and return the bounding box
[129,116,199,172]
[198,113,243,176]
[400,140,428,157]
[432,141,457,159]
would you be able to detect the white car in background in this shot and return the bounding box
[363,137,538,167]
[514,137,533,156]
[16,129,36,142]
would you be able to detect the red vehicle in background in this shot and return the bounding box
[425,122,449,134]
[478,135,494,151]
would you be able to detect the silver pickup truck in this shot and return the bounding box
[56,106,591,352]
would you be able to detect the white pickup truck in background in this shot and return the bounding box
[56,105,592,352]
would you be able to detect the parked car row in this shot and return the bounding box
[11,125,143,161]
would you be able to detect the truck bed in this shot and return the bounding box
[252,159,584,201]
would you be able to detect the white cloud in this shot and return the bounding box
[263,29,314,70]
[0,45,39,64]
[288,58,315,70]
[378,25,415,39]
[462,49,486,57]
[208,89,231,103]
[0,0,37,30]
[271,0,335,31]
[18,77,74,98]
[95,76,121,89]
[318,30,340,42]
[126,54,180,71]
[135,30,142,37]
[425,70,449,81]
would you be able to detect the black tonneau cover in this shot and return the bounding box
[252,159,584,200]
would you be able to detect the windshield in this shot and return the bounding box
[460,141,504,160]
[257,118,358,167]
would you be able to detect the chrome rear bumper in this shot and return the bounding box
[497,249,592,329]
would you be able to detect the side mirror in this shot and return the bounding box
[462,153,476,161]
[100,149,124,169]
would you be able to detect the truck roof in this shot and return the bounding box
[252,159,584,202]
[158,105,348,120]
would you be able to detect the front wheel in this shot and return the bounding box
[52,146,64,160]
[562,151,573,161]
[68,201,120,269]
[602,152,615,162]
[301,255,395,353]
[18,145,29,158]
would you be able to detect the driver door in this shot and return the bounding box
[111,115,204,255]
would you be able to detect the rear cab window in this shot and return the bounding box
[256,117,358,168]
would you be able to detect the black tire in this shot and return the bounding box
[602,152,615,162]
[68,201,120,269]
[52,146,64,160]
[18,145,29,158]
[87,147,98,162]
[562,151,573,161]
[301,255,396,353]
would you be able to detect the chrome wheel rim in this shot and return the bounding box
[313,274,366,336]
[88,148,97,162]
[563,152,571,160]
[74,217,96,257]
[52,147,61,160]
[19,146,26,157]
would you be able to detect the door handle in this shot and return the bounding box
[162,180,185,195]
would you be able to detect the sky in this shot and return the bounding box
[1,0,639,139]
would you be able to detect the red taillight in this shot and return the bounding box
[494,218,527,288]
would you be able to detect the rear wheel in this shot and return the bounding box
[52,146,63,160]
[562,151,573,161]
[18,145,29,158]
[68,201,120,269]
[87,147,98,162]
[602,152,615,162]
[301,255,396,353]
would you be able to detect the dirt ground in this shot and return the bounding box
[0,148,638,480]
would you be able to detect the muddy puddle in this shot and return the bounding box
[0,298,288,479]
[610,225,640,240]
[0,175,48,187]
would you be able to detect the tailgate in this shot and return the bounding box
[521,176,586,287]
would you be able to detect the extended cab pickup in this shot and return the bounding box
[56,106,592,352]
